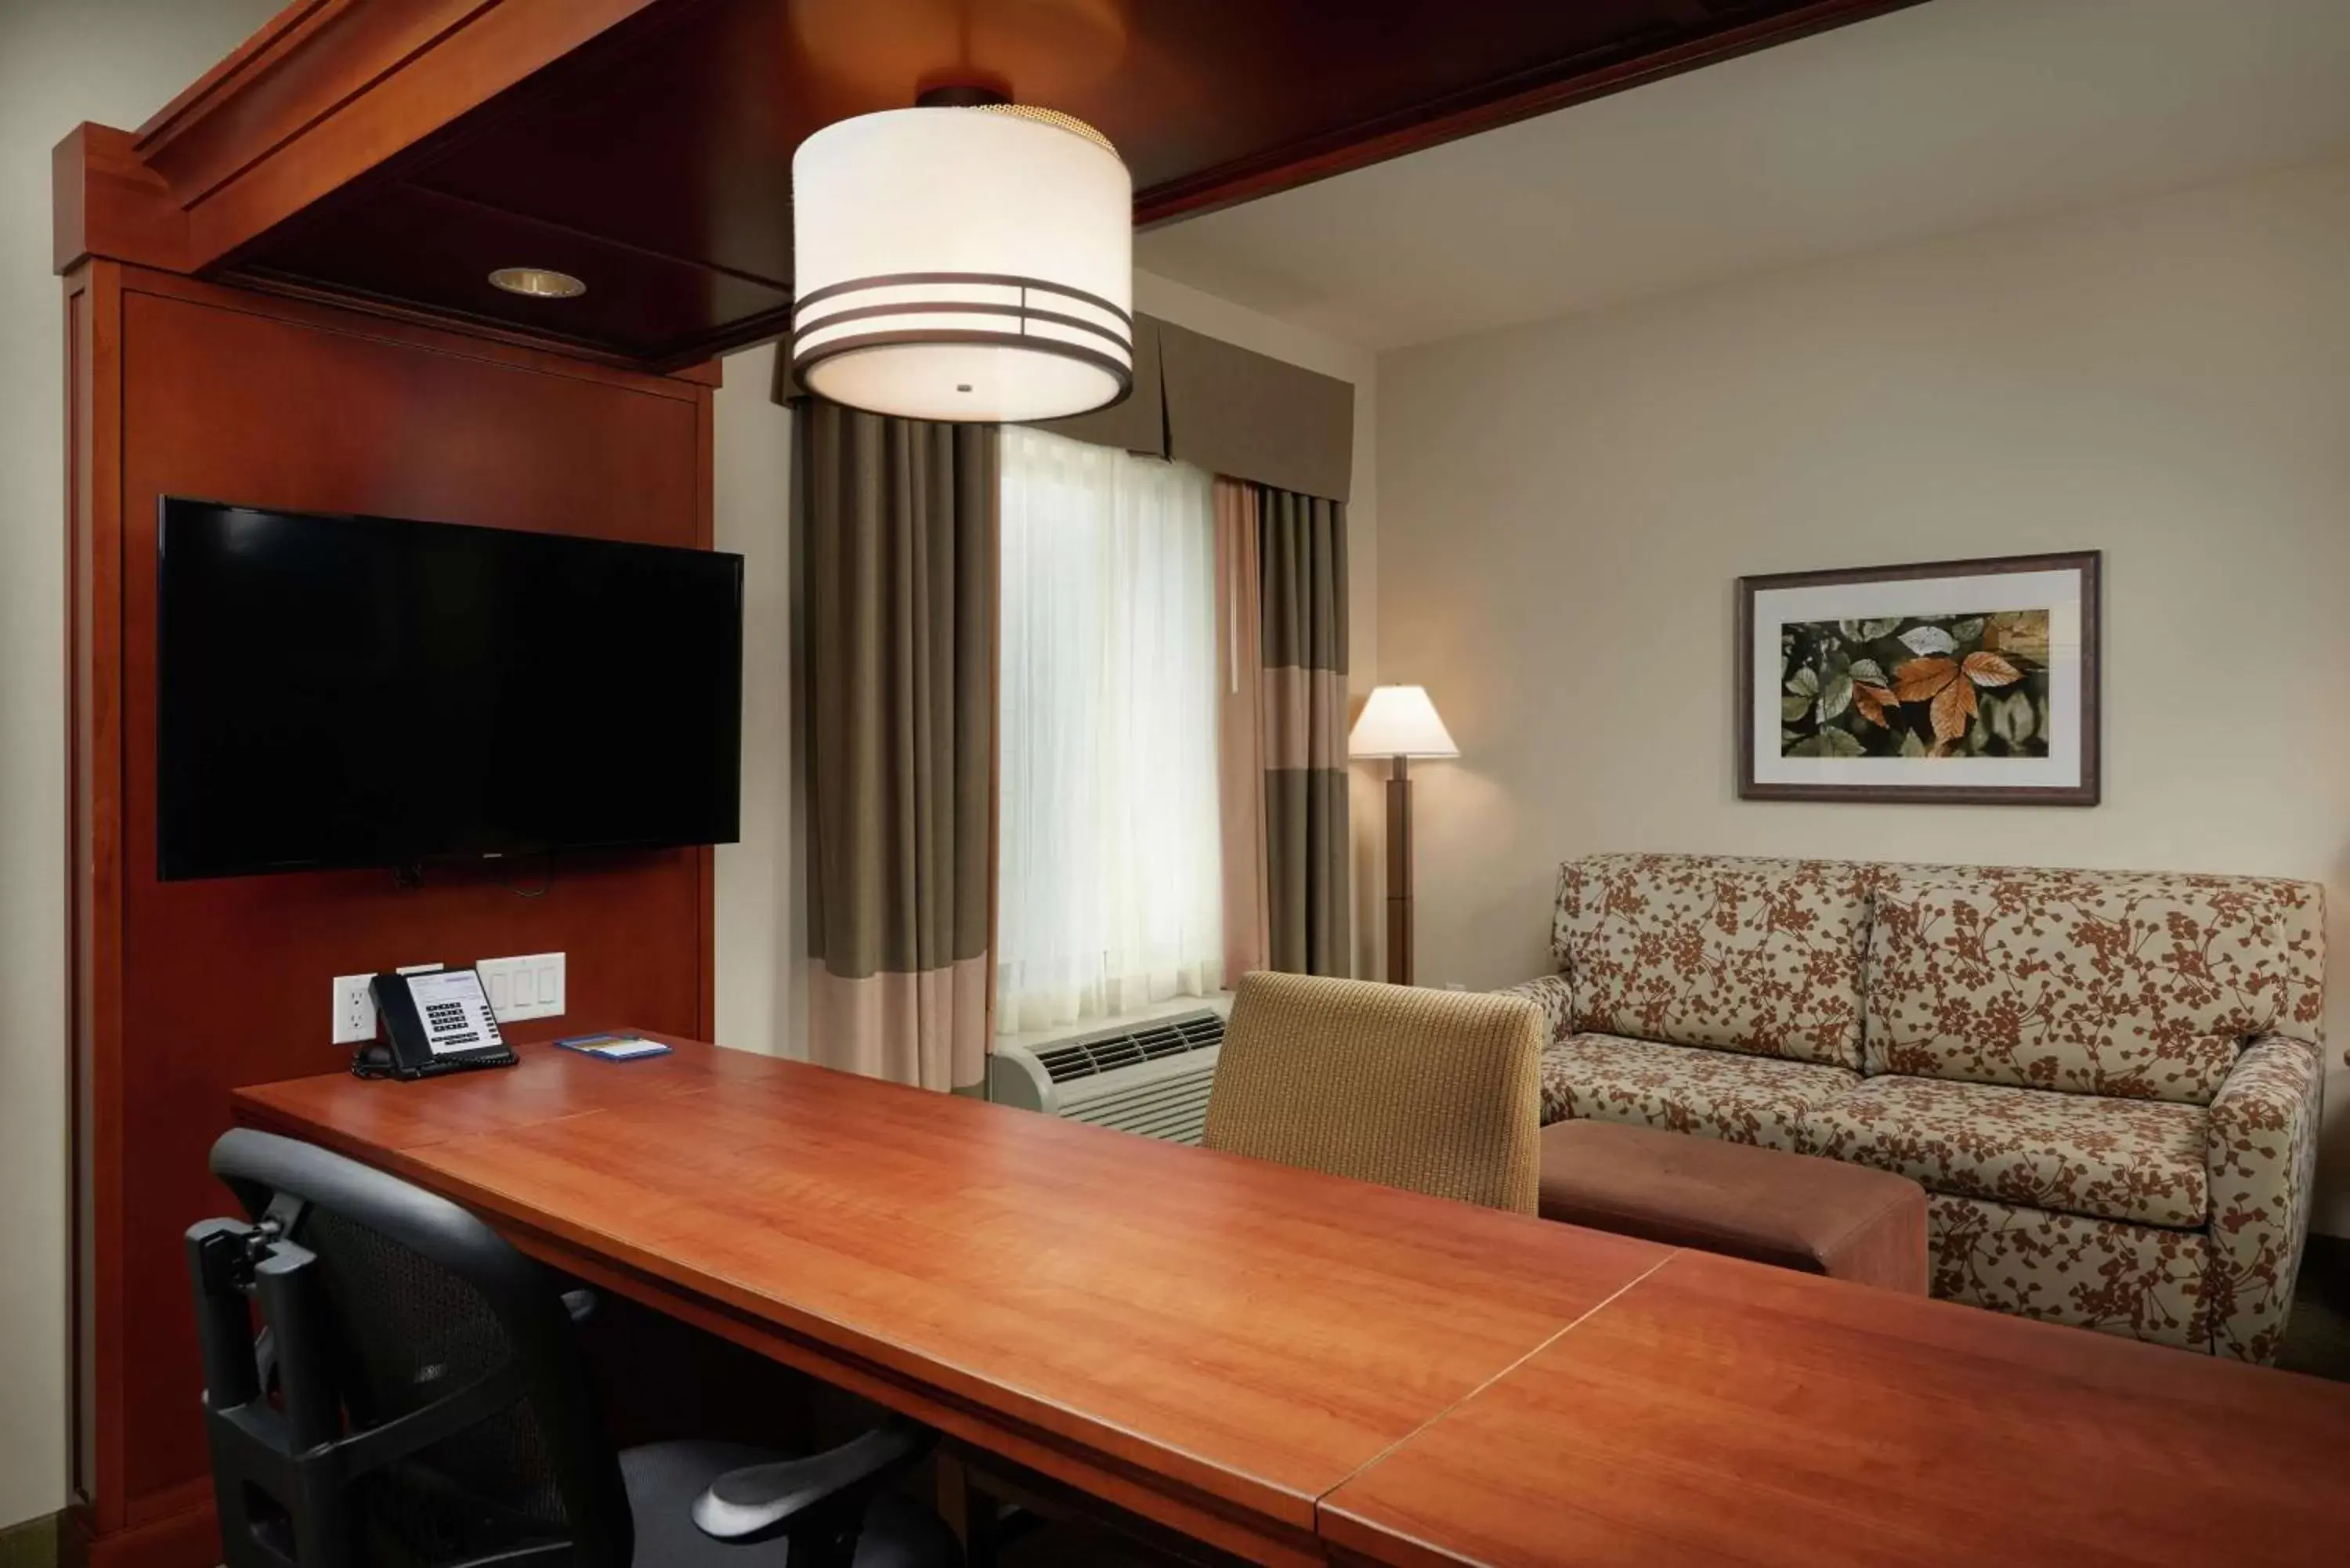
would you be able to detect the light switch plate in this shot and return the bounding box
[477,952,566,1023]
[331,974,378,1046]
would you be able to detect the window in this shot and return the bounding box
[996,427,1223,1033]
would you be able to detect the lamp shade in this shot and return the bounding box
[1349,685,1459,759]
[790,105,1133,423]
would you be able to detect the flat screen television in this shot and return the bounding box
[157,497,744,881]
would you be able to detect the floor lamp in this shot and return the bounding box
[1348,685,1459,986]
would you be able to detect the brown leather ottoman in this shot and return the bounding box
[1537,1119,1929,1293]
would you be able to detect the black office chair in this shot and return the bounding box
[186,1128,960,1568]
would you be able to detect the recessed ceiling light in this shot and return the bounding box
[488,267,586,299]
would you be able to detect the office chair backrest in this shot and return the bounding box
[1202,973,1544,1214]
[193,1128,634,1568]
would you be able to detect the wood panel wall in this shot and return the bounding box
[61,262,720,1568]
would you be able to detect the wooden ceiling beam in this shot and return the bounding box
[1657,0,1719,27]
[56,0,686,278]
[1132,0,1923,229]
[57,0,1935,367]
[54,123,186,274]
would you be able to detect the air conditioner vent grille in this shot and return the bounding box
[1033,1044,1097,1082]
[1031,1010,1227,1083]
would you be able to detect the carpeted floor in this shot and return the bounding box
[0,1512,59,1568]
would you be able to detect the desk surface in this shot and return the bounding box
[1321,1248,2350,1566]
[237,1036,2350,1568]
[235,1036,1669,1563]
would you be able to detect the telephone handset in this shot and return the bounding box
[363,967,517,1080]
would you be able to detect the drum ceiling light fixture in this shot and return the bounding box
[790,88,1133,424]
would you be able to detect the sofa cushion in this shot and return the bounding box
[1864,867,2325,1104]
[1538,1032,1860,1154]
[1553,854,1875,1069]
[1811,1075,2208,1229]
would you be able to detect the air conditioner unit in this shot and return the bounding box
[987,1009,1225,1144]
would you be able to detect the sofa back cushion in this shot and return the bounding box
[1553,854,1876,1070]
[1864,866,2325,1104]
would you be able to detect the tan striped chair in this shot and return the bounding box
[1202,972,1545,1213]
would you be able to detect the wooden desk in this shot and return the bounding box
[237,1038,2350,1567]
[1320,1249,2350,1567]
[235,1037,1669,1564]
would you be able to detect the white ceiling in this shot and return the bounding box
[1133,0,2350,351]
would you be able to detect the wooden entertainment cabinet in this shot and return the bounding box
[59,262,720,1568]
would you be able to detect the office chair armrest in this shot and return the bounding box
[560,1288,598,1325]
[692,1417,933,1545]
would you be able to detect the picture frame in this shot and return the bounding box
[1736,551,2100,806]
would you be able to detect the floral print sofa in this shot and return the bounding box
[1502,853,2326,1361]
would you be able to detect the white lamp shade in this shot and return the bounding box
[1349,685,1459,759]
[790,107,1133,423]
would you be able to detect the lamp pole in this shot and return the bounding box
[1386,755,1415,985]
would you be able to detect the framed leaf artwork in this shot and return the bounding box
[1737,551,2100,805]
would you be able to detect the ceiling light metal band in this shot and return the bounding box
[792,316,1133,389]
[790,271,1133,400]
[790,270,1134,414]
[794,331,1134,405]
[791,269,1133,326]
[797,298,1130,348]
[790,275,1131,355]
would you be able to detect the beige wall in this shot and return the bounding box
[0,0,286,1530]
[1375,156,2350,1236]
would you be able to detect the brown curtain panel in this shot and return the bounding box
[1258,484,1350,976]
[797,398,998,1091]
[1213,479,1270,981]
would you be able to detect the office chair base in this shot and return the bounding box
[622,1442,959,1568]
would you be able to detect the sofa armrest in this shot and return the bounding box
[2206,1033,2326,1363]
[1495,974,1572,1046]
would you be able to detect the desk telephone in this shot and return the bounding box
[356,966,517,1080]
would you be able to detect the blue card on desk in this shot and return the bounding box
[553,1033,673,1061]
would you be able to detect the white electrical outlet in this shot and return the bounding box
[331,974,378,1046]
[476,952,566,1023]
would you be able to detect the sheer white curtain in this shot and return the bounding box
[996,426,1223,1033]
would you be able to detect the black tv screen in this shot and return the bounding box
[157,497,743,880]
